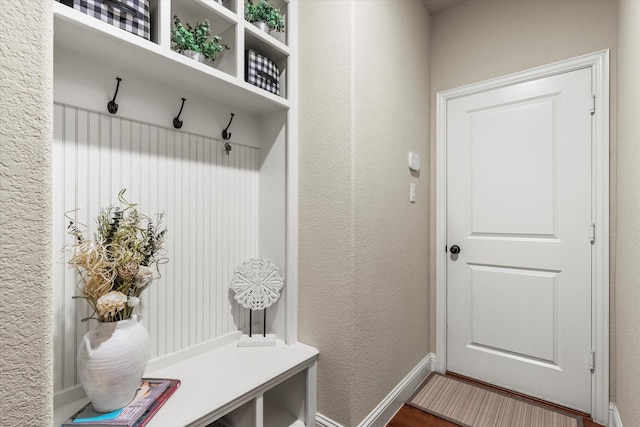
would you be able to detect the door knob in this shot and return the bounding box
[450,245,461,254]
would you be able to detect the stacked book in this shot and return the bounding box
[61,378,180,427]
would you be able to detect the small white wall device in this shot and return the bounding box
[408,152,421,172]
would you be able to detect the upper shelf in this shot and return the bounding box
[53,2,290,115]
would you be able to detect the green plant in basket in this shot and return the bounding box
[171,15,230,61]
[245,0,285,33]
[64,189,168,322]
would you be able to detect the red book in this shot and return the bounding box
[133,379,181,427]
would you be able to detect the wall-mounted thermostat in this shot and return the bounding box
[408,152,420,172]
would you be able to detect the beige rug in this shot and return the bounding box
[409,373,583,427]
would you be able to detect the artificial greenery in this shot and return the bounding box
[171,15,230,62]
[171,16,197,52]
[244,0,285,33]
[65,189,168,322]
[202,34,229,61]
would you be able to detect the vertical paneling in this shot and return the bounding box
[53,104,65,391]
[63,106,78,389]
[74,108,91,385]
[53,104,259,393]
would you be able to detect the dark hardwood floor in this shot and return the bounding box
[388,404,455,427]
[386,373,605,427]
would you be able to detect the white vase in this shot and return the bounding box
[77,314,150,412]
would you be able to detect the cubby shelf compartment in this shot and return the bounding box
[244,22,290,57]
[243,25,290,99]
[171,0,238,77]
[263,403,306,427]
[173,0,236,34]
[186,0,239,22]
[243,0,289,47]
[54,1,289,114]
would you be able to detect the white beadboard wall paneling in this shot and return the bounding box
[53,104,260,394]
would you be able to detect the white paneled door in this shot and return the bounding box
[446,67,593,412]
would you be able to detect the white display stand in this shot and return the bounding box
[238,333,277,347]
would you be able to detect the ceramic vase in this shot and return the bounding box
[77,314,150,412]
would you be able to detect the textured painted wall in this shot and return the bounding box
[299,1,356,423]
[351,1,431,423]
[429,0,618,397]
[614,1,640,424]
[299,1,430,425]
[0,1,54,425]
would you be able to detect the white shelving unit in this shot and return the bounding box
[52,0,312,425]
[53,0,290,114]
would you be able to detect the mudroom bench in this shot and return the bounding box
[54,332,318,427]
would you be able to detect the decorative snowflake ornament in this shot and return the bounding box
[230,258,284,310]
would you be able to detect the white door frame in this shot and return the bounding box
[435,50,609,424]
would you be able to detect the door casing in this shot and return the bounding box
[435,50,609,424]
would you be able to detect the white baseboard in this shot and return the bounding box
[316,353,435,427]
[609,403,623,427]
[316,412,346,427]
[357,353,434,427]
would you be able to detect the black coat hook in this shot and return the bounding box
[107,77,122,114]
[173,98,186,129]
[222,113,234,140]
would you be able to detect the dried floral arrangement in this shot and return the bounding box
[65,189,168,322]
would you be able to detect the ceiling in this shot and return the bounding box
[422,0,465,15]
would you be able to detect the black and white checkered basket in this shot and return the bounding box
[246,49,280,96]
[67,0,150,40]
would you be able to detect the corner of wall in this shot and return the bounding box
[299,0,432,425]
[614,0,640,424]
[0,0,54,424]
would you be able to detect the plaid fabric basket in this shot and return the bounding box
[246,49,280,96]
[63,0,150,40]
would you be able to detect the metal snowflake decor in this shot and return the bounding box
[230,258,284,310]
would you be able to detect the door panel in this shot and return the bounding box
[470,265,557,362]
[446,67,592,412]
[470,97,556,236]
